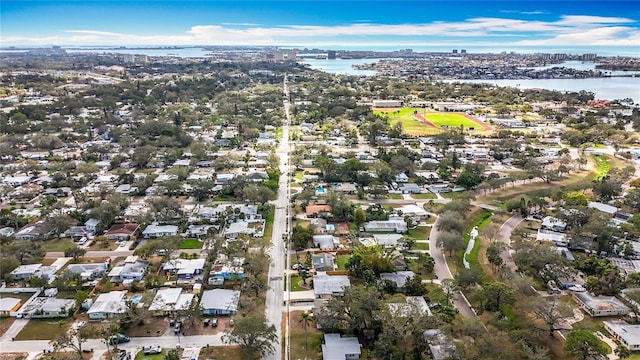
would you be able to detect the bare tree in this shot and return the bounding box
[533,298,573,337]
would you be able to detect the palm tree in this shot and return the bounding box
[299,311,314,355]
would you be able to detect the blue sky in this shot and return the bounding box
[1,1,639,49]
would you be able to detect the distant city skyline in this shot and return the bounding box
[1,1,639,52]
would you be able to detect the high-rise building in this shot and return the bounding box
[460,49,467,54]
[452,49,458,54]
[286,50,298,60]
[327,50,336,60]
[122,54,135,63]
[274,51,284,61]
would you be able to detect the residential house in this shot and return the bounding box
[380,271,416,288]
[142,224,179,238]
[321,333,361,360]
[313,272,351,299]
[108,257,149,284]
[84,218,100,233]
[313,235,338,250]
[224,220,265,239]
[10,264,44,280]
[200,289,240,315]
[17,297,75,318]
[215,173,235,184]
[399,183,421,194]
[541,217,567,232]
[588,201,618,215]
[423,329,457,360]
[396,205,429,221]
[395,173,409,183]
[162,258,205,284]
[148,288,194,314]
[13,222,54,240]
[105,223,140,241]
[2,175,31,187]
[604,321,640,350]
[373,234,403,248]
[310,218,328,234]
[306,204,332,218]
[388,296,432,317]
[10,264,56,281]
[312,253,335,271]
[64,264,106,281]
[211,257,245,280]
[364,220,408,233]
[573,292,631,317]
[87,291,128,320]
[0,298,22,316]
[333,183,358,194]
[63,226,89,240]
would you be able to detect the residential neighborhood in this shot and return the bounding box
[0,46,639,360]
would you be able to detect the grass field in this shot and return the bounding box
[423,112,484,129]
[15,319,70,340]
[374,108,439,136]
[39,238,76,252]
[374,107,491,136]
[411,192,437,200]
[198,346,245,360]
[179,239,202,249]
[593,154,611,180]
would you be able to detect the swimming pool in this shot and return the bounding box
[130,294,143,304]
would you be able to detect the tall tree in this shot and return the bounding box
[563,329,608,360]
[50,323,91,359]
[223,315,278,360]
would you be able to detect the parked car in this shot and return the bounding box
[169,318,176,327]
[143,346,162,355]
[108,334,130,345]
[211,318,218,327]
[174,322,182,333]
[203,318,210,327]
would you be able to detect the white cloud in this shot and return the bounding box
[1,14,637,47]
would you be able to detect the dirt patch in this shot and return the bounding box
[124,317,168,337]
[0,317,16,337]
[0,353,27,360]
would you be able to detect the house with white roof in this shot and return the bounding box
[162,258,205,284]
[142,224,179,238]
[17,297,75,319]
[200,289,240,315]
[148,288,194,315]
[107,257,149,284]
[603,320,640,350]
[313,272,351,299]
[322,333,361,360]
[87,291,128,320]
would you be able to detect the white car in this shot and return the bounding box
[143,346,162,355]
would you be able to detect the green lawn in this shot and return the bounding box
[374,108,439,136]
[414,241,429,251]
[593,154,611,180]
[15,319,70,340]
[459,210,492,280]
[289,275,311,291]
[179,239,203,249]
[213,195,236,201]
[198,346,245,360]
[424,112,480,128]
[411,192,437,200]
[405,226,432,240]
[628,353,640,360]
[39,238,76,252]
[134,350,166,360]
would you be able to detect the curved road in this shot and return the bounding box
[496,214,523,272]
[428,217,476,318]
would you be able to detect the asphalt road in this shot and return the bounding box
[496,214,523,272]
[0,334,225,355]
[263,75,292,360]
[428,217,476,318]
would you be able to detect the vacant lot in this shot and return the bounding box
[198,346,245,360]
[179,239,203,249]
[39,238,76,252]
[15,319,70,340]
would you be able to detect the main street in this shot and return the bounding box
[264,74,292,360]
